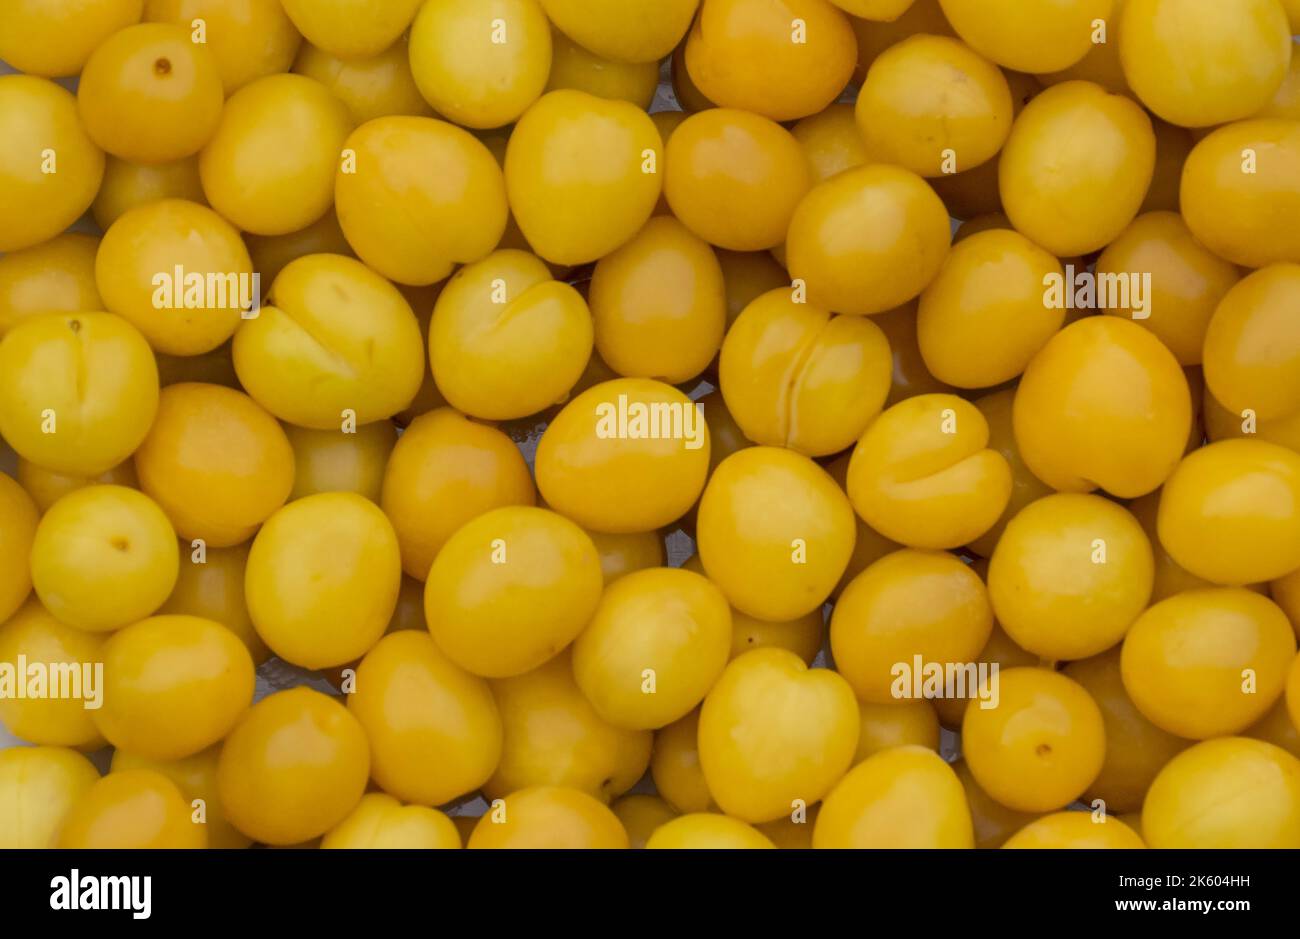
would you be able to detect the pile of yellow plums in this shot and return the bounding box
[2,0,1300,851]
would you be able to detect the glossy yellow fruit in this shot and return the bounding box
[1258,41,1300,119]
[133,383,293,547]
[664,109,812,252]
[963,667,1106,813]
[546,27,659,108]
[321,793,461,849]
[432,250,592,420]
[685,0,857,122]
[1097,211,1241,366]
[646,813,776,849]
[731,608,824,664]
[791,104,869,186]
[488,650,651,801]
[683,550,828,661]
[77,23,224,163]
[92,156,206,232]
[650,709,715,813]
[573,567,732,729]
[857,35,1013,177]
[1003,812,1144,849]
[1121,588,1296,738]
[426,506,603,678]
[145,0,302,93]
[0,234,103,338]
[814,746,974,848]
[589,529,664,587]
[787,164,951,317]
[0,474,38,625]
[0,746,100,848]
[831,549,993,703]
[871,303,953,406]
[988,494,1153,661]
[159,541,269,664]
[408,0,550,128]
[851,0,955,80]
[217,687,370,846]
[698,446,855,621]
[285,420,396,504]
[537,378,710,534]
[0,600,106,748]
[1062,647,1188,814]
[720,289,892,457]
[17,461,141,516]
[279,0,421,60]
[469,786,630,848]
[854,700,941,762]
[671,42,715,113]
[1180,120,1300,269]
[699,648,858,822]
[0,76,105,253]
[94,614,254,760]
[965,389,1053,559]
[932,619,1043,728]
[1158,440,1300,585]
[999,81,1154,257]
[1121,0,1291,127]
[939,0,1111,73]
[335,117,506,286]
[246,492,400,668]
[1204,265,1300,423]
[697,390,756,478]
[0,313,159,477]
[1036,0,1130,93]
[112,745,251,848]
[95,199,253,356]
[57,769,206,849]
[199,74,353,237]
[349,630,502,805]
[1142,737,1300,848]
[541,0,699,63]
[505,90,662,266]
[30,485,179,633]
[234,254,425,429]
[610,794,677,849]
[847,394,1011,550]
[293,38,431,124]
[1013,317,1192,498]
[954,758,1037,848]
[917,230,1064,389]
[0,0,143,77]
[1134,486,1230,602]
[591,217,725,384]
[244,211,354,289]
[380,408,534,580]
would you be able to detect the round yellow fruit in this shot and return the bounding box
[814,746,974,848]
[245,492,401,668]
[1142,737,1300,848]
[30,485,179,633]
[572,567,732,730]
[0,76,105,253]
[334,116,507,286]
[425,506,603,678]
[988,494,1154,661]
[697,446,856,622]
[699,648,859,823]
[1121,588,1296,738]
